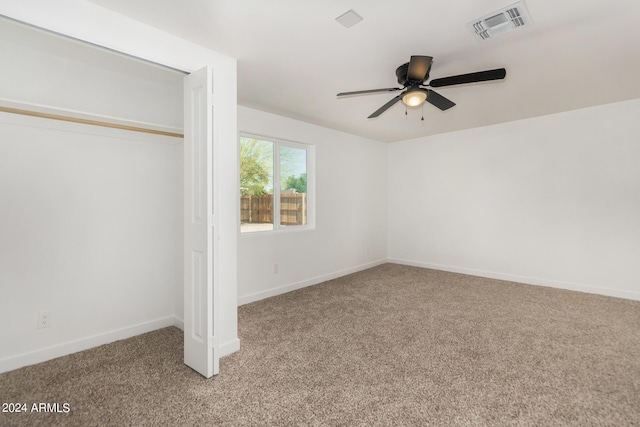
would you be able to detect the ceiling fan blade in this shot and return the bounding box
[407,55,433,82]
[337,87,401,97]
[426,89,456,111]
[368,95,402,118]
[429,68,506,88]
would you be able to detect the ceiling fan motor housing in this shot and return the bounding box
[396,62,431,86]
[396,63,409,85]
[396,62,431,87]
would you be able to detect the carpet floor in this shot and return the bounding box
[1,264,639,426]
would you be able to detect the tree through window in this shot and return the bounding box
[239,135,314,233]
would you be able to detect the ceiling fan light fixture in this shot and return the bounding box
[402,89,427,107]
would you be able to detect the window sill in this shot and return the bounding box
[240,225,316,238]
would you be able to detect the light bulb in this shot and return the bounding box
[402,89,427,107]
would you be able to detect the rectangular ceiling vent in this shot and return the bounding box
[336,9,363,29]
[467,1,532,41]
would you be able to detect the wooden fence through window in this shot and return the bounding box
[240,193,307,226]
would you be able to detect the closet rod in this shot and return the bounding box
[0,106,184,138]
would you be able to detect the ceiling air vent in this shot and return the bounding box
[467,1,532,41]
[335,9,363,29]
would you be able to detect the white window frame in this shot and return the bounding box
[239,132,315,235]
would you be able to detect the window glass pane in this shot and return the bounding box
[279,145,307,227]
[239,137,274,233]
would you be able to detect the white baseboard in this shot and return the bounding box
[388,258,640,302]
[173,316,184,331]
[237,259,388,306]
[9,258,629,375]
[172,317,240,358]
[0,316,177,374]
[219,338,241,358]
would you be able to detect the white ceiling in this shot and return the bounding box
[86,0,640,142]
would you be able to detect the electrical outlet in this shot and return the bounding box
[273,263,279,274]
[37,311,52,329]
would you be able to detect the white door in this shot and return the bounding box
[183,66,219,377]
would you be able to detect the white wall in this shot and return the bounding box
[237,107,388,304]
[388,98,640,300]
[0,113,182,372]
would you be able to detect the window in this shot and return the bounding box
[239,134,314,234]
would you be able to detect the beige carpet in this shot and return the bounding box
[1,264,639,426]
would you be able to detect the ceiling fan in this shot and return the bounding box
[337,56,506,118]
